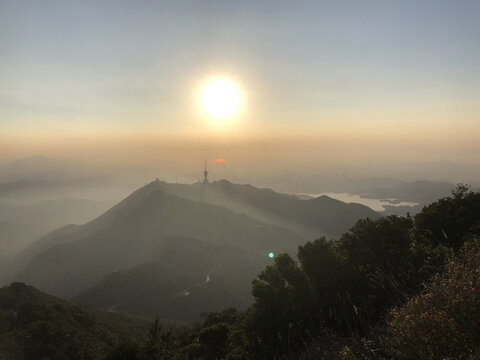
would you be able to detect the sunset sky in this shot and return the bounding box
[1,1,479,170]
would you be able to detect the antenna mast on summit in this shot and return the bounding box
[203,158,209,183]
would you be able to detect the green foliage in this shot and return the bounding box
[199,322,230,359]
[298,238,363,335]
[338,216,414,285]
[141,317,174,359]
[247,253,314,358]
[0,282,147,360]
[298,238,343,298]
[415,184,480,250]
[246,185,480,359]
[8,184,480,360]
[383,240,480,359]
[245,216,420,357]
[105,309,249,360]
[335,216,415,331]
[104,340,142,360]
[180,343,202,359]
[68,185,480,359]
[203,308,241,327]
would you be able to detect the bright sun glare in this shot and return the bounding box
[200,78,240,119]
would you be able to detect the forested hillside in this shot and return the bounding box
[103,184,480,359]
[0,282,147,360]
[4,180,376,323]
[2,185,480,359]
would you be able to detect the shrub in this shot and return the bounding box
[383,240,480,359]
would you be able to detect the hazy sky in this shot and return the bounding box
[1,0,479,168]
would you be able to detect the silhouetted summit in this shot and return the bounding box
[146,179,379,238]
[15,182,304,298]
[11,180,378,321]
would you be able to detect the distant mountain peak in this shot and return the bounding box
[24,154,50,160]
[0,155,64,177]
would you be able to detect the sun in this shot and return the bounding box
[200,78,240,119]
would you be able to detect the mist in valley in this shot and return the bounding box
[1,1,480,359]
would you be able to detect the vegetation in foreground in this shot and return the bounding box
[0,282,147,360]
[102,184,480,360]
[2,185,480,359]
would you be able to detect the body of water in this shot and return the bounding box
[298,192,419,212]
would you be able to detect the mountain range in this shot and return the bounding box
[7,179,378,322]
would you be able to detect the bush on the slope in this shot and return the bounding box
[384,240,480,360]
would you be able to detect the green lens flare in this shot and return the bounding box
[268,252,274,258]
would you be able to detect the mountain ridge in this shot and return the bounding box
[14,184,305,298]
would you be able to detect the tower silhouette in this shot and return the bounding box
[203,158,209,183]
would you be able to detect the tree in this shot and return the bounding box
[297,238,357,333]
[199,322,230,360]
[104,340,141,360]
[141,317,175,360]
[298,237,343,299]
[415,184,480,250]
[247,254,313,359]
